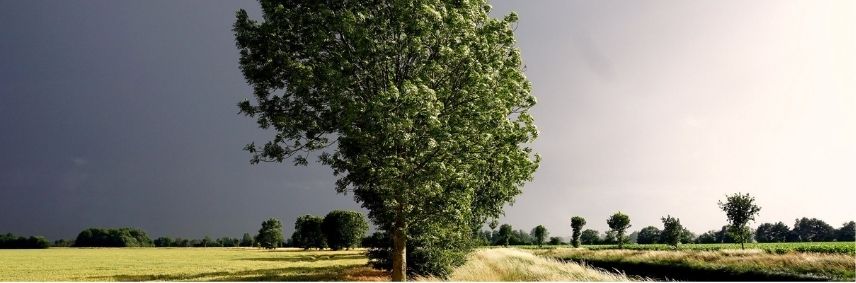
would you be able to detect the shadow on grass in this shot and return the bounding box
[242,253,366,263]
[89,265,359,281]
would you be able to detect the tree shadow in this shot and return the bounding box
[242,253,366,263]
[89,265,360,281]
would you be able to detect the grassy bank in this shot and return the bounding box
[0,247,387,281]
[540,248,856,281]
[420,248,633,281]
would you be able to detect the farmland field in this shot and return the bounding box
[515,241,855,255]
[0,248,387,281]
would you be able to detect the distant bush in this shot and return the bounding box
[636,226,661,244]
[548,237,563,245]
[74,228,153,247]
[0,233,50,249]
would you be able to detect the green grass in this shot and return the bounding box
[0,247,387,281]
[513,241,855,255]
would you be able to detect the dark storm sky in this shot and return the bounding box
[1,1,853,240]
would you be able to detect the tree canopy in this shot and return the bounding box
[570,216,586,248]
[321,210,369,250]
[233,1,537,279]
[256,218,284,249]
[607,212,631,248]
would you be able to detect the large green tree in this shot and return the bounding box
[606,212,631,248]
[718,193,761,249]
[321,210,369,250]
[233,1,537,280]
[570,216,586,248]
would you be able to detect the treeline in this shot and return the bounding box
[0,233,50,249]
[255,210,369,250]
[74,227,153,247]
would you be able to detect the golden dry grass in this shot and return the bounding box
[419,248,634,281]
[540,247,856,281]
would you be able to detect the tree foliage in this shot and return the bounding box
[497,224,513,247]
[74,228,153,247]
[755,222,790,243]
[292,215,325,250]
[636,226,661,244]
[792,217,835,242]
[256,218,284,249]
[233,1,538,279]
[660,215,683,248]
[322,210,369,250]
[0,233,50,249]
[570,216,586,248]
[580,229,600,245]
[838,221,855,242]
[607,212,631,248]
[240,233,255,247]
[531,225,547,247]
[718,193,761,249]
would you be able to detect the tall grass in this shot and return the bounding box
[419,248,635,281]
[541,247,856,281]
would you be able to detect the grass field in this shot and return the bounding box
[0,248,387,281]
[538,247,856,281]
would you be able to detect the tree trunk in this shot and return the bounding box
[392,223,407,281]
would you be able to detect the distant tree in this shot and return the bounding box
[715,226,736,243]
[548,237,563,245]
[218,237,239,247]
[293,215,325,250]
[153,237,174,247]
[240,233,255,247]
[680,228,696,244]
[636,226,661,244]
[837,221,855,241]
[792,218,835,242]
[696,230,717,244]
[322,210,369,250]
[660,215,684,248]
[52,239,73,247]
[603,230,618,244]
[531,225,548,247]
[580,229,601,245]
[497,224,513,247]
[607,212,632,248]
[570,216,586,248]
[256,218,285,249]
[627,231,639,244]
[718,193,761,249]
[755,222,790,243]
[489,220,499,231]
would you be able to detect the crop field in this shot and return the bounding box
[0,248,387,281]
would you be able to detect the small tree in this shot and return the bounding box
[607,212,631,248]
[321,210,369,250]
[660,215,683,249]
[497,224,513,247]
[531,225,548,247]
[718,193,761,249]
[293,215,326,250]
[256,218,284,249]
[636,226,661,244]
[570,216,586,248]
[580,229,601,245]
